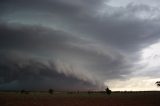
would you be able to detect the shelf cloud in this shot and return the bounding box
[0,0,160,91]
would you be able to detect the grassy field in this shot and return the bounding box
[0,91,160,106]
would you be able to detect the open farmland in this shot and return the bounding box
[0,91,160,106]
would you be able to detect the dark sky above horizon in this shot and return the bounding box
[0,0,160,91]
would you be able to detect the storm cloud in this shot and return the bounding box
[0,53,103,90]
[0,0,160,91]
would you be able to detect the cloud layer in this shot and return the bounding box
[0,53,103,90]
[1,0,160,90]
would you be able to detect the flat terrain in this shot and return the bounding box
[0,91,160,106]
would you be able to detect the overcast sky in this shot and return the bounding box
[0,0,160,91]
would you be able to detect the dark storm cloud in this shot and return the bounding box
[56,2,160,52]
[0,0,105,15]
[0,54,102,90]
[0,22,80,52]
[1,0,160,90]
[2,0,159,52]
[3,0,158,53]
[0,22,55,50]
[0,22,106,90]
[3,0,157,53]
[0,22,133,81]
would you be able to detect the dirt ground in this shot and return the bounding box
[0,91,160,106]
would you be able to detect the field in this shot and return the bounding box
[0,91,160,106]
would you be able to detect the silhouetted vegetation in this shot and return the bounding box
[67,91,74,94]
[156,81,160,87]
[20,89,29,94]
[48,89,54,94]
[87,91,92,94]
[105,87,112,95]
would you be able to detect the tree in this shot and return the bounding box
[20,89,29,94]
[156,81,160,87]
[48,89,54,94]
[20,89,25,94]
[105,87,112,95]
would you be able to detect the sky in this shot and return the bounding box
[0,0,160,91]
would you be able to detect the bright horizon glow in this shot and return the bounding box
[105,77,160,91]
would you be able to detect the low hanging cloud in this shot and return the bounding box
[1,0,160,91]
[0,53,104,90]
[0,23,105,90]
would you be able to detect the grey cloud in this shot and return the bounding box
[0,22,80,53]
[69,3,160,53]
[0,22,107,90]
[0,53,103,90]
[10,0,159,53]
[1,0,160,90]
[4,0,159,53]
[0,22,136,85]
[0,0,106,16]
[67,4,160,53]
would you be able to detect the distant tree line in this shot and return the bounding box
[19,87,112,95]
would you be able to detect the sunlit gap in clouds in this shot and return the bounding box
[141,41,160,68]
